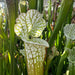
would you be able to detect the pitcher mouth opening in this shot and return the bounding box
[23,38,49,48]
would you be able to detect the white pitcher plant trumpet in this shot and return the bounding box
[64,24,75,75]
[64,24,75,62]
[14,10,49,75]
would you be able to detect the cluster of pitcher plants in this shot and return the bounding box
[0,0,75,75]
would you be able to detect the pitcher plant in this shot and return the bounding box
[14,10,49,75]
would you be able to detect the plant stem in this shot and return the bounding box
[0,55,3,75]
[6,0,16,75]
[0,15,2,28]
[67,2,73,24]
[69,62,75,75]
[56,39,72,75]
[45,56,53,75]
[48,0,52,34]
[37,0,43,13]
[19,0,27,13]
[15,0,19,18]
[56,50,68,75]
[29,0,37,9]
[0,15,3,51]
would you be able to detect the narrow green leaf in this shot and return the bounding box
[6,0,16,75]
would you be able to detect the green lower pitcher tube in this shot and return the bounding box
[24,42,46,75]
[69,62,75,75]
[68,47,75,75]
